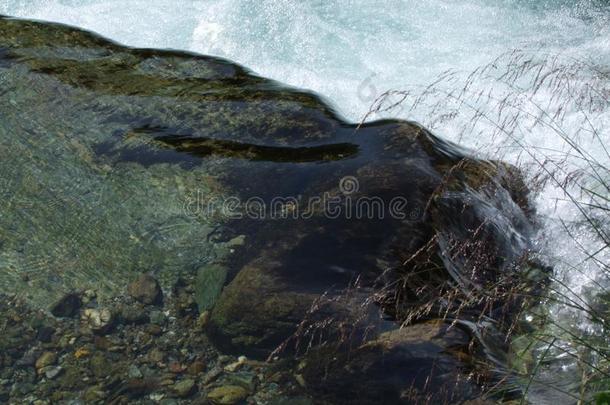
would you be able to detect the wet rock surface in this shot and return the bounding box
[0,15,543,404]
[50,294,82,318]
[128,274,164,306]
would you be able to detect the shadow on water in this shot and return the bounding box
[0,15,549,403]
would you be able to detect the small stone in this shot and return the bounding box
[148,348,165,364]
[37,326,55,343]
[187,360,206,375]
[146,324,163,336]
[168,361,186,374]
[202,365,223,384]
[172,379,196,398]
[50,293,82,318]
[207,385,248,404]
[44,366,63,379]
[128,274,163,305]
[83,385,107,402]
[120,305,149,325]
[160,377,176,386]
[90,353,112,378]
[224,356,247,372]
[82,308,115,334]
[35,352,57,370]
[94,336,111,350]
[208,385,248,405]
[226,372,256,391]
[127,364,143,379]
[149,310,166,325]
[82,289,97,304]
[197,311,210,330]
[74,347,90,359]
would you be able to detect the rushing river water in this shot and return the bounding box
[1,1,609,403]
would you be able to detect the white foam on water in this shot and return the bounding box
[1,1,609,401]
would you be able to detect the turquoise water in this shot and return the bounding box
[0,1,607,119]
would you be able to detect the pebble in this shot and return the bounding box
[148,348,165,364]
[172,378,196,398]
[187,360,206,375]
[81,308,114,334]
[197,311,210,329]
[146,324,163,336]
[50,293,82,318]
[128,274,163,305]
[207,385,248,404]
[89,353,111,378]
[224,356,247,372]
[168,361,186,374]
[294,374,306,388]
[35,352,57,370]
[44,366,63,380]
[74,347,90,359]
[36,326,55,343]
[93,336,111,350]
[202,365,223,385]
[120,305,149,325]
[128,364,143,379]
[226,372,256,391]
[149,310,166,325]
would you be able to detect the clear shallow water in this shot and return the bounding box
[1,0,609,402]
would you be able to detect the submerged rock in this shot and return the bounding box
[128,274,163,306]
[81,308,115,335]
[50,294,82,318]
[207,385,249,404]
[35,352,57,371]
[172,378,196,398]
[44,366,63,380]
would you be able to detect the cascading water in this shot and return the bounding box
[1,1,609,403]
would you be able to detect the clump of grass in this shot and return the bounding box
[360,49,610,403]
[267,49,608,404]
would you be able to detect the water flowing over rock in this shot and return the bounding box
[0,15,545,403]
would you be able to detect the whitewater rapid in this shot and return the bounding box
[1,1,609,402]
[2,1,608,121]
